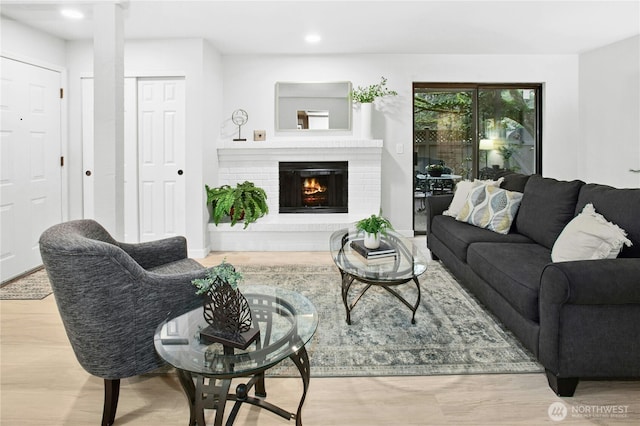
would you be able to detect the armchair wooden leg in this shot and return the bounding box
[102,379,121,426]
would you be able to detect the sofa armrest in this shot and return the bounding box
[538,258,640,378]
[540,258,640,305]
[425,194,454,234]
[119,236,189,270]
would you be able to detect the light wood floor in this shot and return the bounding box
[2,248,639,425]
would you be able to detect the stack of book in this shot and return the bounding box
[350,239,397,261]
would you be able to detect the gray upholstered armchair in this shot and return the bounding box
[39,219,211,426]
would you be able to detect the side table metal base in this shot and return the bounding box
[176,346,310,426]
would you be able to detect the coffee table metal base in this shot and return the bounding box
[340,270,421,325]
[176,346,310,426]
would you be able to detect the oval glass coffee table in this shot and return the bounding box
[154,285,318,426]
[330,228,428,325]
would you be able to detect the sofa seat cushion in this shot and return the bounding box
[431,215,533,262]
[516,175,584,249]
[467,242,551,322]
[148,258,204,275]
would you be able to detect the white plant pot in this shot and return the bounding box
[363,231,381,249]
[360,102,373,139]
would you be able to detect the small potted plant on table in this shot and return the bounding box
[427,164,445,177]
[356,212,393,249]
[205,181,269,229]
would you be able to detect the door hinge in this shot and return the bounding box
[60,156,64,167]
[60,88,63,99]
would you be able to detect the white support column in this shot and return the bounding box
[92,2,125,238]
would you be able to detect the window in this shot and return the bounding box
[413,83,542,233]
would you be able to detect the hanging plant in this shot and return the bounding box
[205,181,268,228]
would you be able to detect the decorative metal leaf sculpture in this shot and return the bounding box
[203,280,252,337]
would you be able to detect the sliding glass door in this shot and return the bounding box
[413,83,542,233]
[478,87,540,177]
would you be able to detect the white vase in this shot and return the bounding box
[363,231,381,249]
[360,102,373,139]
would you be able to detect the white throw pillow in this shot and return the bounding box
[474,177,505,187]
[551,203,633,262]
[443,180,476,217]
[455,185,523,234]
[443,177,504,218]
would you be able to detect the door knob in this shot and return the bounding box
[630,169,640,173]
[177,169,184,175]
[85,170,92,176]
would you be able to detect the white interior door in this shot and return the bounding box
[82,77,139,241]
[137,78,186,241]
[81,78,95,218]
[1,57,62,282]
[81,77,185,243]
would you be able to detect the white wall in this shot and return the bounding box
[6,15,635,245]
[0,18,66,69]
[222,54,580,233]
[579,35,640,188]
[66,38,223,255]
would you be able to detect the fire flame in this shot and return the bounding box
[303,178,327,195]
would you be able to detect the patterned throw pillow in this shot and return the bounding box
[443,177,504,217]
[456,185,523,234]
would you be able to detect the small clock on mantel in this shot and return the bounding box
[232,109,248,141]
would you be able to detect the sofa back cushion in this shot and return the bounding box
[496,171,532,193]
[576,184,640,258]
[515,175,584,249]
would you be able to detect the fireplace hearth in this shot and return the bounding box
[279,161,348,213]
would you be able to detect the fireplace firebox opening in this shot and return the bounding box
[279,161,348,213]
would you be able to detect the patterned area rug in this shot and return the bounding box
[0,268,51,300]
[236,262,543,377]
[1,262,543,377]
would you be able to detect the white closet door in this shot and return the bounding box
[81,78,95,218]
[123,78,139,241]
[81,77,138,241]
[1,57,62,282]
[137,78,186,242]
[81,77,185,243]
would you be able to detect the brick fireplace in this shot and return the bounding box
[210,139,382,251]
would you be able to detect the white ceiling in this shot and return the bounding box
[1,0,639,55]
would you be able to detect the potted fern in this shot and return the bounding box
[355,212,393,249]
[206,181,269,229]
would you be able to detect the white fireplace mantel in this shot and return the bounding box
[218,138,382,156]
[210,139,383,251]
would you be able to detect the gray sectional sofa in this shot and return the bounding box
[425,173,640,396]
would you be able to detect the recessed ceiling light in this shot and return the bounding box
[305,34,322,44]
[60,9,85,20]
